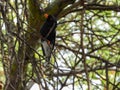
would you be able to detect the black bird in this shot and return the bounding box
[40,14,57,62]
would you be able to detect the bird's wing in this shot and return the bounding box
[45,22,56,39]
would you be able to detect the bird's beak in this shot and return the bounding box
[44,13,48,18]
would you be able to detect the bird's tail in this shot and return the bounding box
[41,41,53,64]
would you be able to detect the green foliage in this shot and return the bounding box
[0,0,120,90]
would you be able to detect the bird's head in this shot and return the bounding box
[44,13,49,19]
[44,13,53,21]
[44,13,56,22]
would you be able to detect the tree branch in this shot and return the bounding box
[58,4,120,18]
[45,0,76,17]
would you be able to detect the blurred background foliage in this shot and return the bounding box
[0,0,120,90]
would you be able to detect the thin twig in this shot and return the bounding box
[80,0,90,89]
